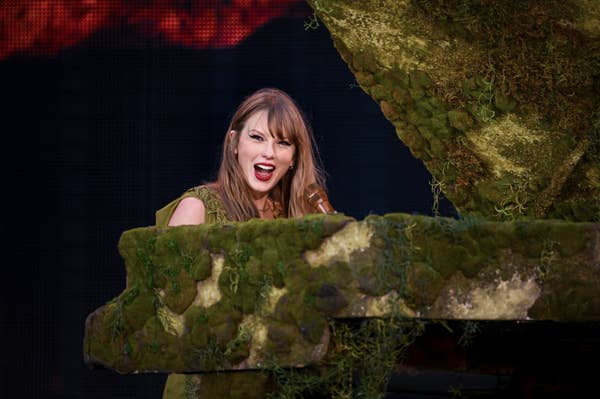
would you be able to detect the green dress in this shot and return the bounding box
[156,186,275,398]
[155,185,230,227]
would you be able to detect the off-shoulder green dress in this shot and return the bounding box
[156,186,275,398]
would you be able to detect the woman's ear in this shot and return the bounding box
[230,130,238,155]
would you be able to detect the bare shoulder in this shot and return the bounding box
[168,197,206,226]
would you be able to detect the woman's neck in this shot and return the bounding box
[253,194,268,210]
[254,195,275,219]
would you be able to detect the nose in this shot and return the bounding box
[261,140,275,158]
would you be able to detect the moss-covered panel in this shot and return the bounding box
[84,214,600,373]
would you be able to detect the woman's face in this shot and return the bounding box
[235,109,295,199]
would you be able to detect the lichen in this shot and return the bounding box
[441,272,541,319]
[193,254,223,308]
[304,221,374,267]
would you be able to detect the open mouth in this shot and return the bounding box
[254,163,275,181]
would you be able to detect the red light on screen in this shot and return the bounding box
[0,0,304,60]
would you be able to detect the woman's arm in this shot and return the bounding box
[168,197,206,226]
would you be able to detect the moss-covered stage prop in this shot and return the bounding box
[308,0,599,221]
[84,214,600,374]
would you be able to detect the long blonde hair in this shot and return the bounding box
[210,88,325,221]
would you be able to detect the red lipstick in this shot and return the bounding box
[254,163,275,182]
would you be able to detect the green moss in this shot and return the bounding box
[183,306,211,349]
[289,299,327,345]
[447,109,475,132]
[313,284,349,316]
[129,316,183,370]
[187,251,212,281]
[352,49,379,73]
[163,269,197,314]
[404,261,445,308]
[311,0,600,221]
[266,322,297,355]
[121,288,155,333]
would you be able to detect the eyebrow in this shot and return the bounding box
[249,128,278,139]
[249,128,267,135]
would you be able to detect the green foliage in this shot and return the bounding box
[305,0,334,30]
[430,161,450,217]
[494,182,529,221]
[266,317,426,398]
[224,322,253,358]
[224,245,254,294]
[304,14,319,30]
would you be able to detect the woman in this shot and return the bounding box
[156,88,331,398]
[156,87,327,228]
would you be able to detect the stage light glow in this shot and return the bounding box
[0,0,304,60]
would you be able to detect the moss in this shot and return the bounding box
[447,109,475,132]
[494,91,517,113]
[529,267,600,320]
[311,0,600,220]
[163,269,197,314]
[313,283,349,316]
[545,222,592,256]
[288,299,327,345]
[380,100,401,121]
[187,251,212,281]
[121,288,155,333]
[222,321,252,364]
[129,316,184,370]
[266,323,297,355]
[404,261,445,308]
[352,49,379,73]
[370,84,393,101]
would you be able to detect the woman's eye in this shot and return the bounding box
[278,140,292,147]
[250,134,263,141]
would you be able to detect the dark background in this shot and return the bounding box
[1,3,456,398]
[5,2,598,398]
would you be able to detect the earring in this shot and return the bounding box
[289,163,294,170]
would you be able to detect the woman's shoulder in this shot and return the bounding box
[155,185,207,227]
